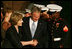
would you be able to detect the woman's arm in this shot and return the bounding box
[21,39,38,46]
[21,40,33,46]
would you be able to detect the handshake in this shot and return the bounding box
[21,39,38,46]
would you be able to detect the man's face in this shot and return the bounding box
[42,11,49,19]
[32,11,40,22]
[52,12,60,19]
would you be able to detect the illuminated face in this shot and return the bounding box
[52,12,60,19]
[32,11,40,22]
[17,19,23,26]
[25,13,31,17]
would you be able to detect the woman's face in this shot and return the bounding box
[17,19,23,26]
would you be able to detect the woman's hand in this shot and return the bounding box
[21,40,33,46]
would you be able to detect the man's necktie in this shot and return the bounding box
[31,22,36,38]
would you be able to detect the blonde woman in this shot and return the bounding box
[2,13,34,48]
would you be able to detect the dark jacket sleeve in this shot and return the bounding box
[36,21,50,48]
[42,21,50,48]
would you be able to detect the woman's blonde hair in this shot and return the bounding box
[9,13,23,25]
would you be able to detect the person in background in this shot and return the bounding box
[24,9,31,17]
[40,7,49,21]
[1,8,13,44]
[2,8,13,31]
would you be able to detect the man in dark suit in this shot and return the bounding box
[21,6,50,48]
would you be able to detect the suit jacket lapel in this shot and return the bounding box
[33,19,42,39]
[26,17,32,39]
[25,17,42,39]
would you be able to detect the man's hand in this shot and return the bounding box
[31,39,38,46]
[21,39,38,46]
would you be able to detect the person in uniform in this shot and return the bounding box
[47,4,69,48]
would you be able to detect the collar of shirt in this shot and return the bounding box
[29,18,38,30]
